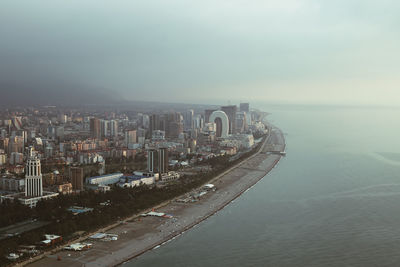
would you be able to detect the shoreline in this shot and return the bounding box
[119,151,282,266]
[27,124,286,267]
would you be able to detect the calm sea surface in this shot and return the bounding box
[127,105,400,267]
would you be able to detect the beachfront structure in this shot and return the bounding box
[117,172,156,188]
[86,173,123,186]
[160,171,180,182]
[64,243,92,251]
[219,134,255,150]
[209,111,229,138]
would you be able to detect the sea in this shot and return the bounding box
[127,104,400,267]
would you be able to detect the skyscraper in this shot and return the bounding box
[235,111,248,133]
[12,116,22,130]
[147,147,168,174]
[125,130,137,146]
[110,120,118,138]
[147,148,157,173]
[158,147,168,174]
[205,109,217,123]
[25,149,43,197]
[100,119,109,138]
[90,118,101,139]
[149,114,160,137]
[165,112,183,138]
[240,103,250,113]
[184,109,194,130]
[221,105,237,134]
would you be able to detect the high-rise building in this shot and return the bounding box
[125,130,137,146]
[9,152,24,165]
[158,147,168,174]
[8,136,24,154]
[25,149,43,197]
[100,120,109,138]
[90,118,101,139]
[70,167,84,191]
[56,126,64,141]
[240,103,250,113]
[166,112,183,138]
[168,122,183,138]
[47,125,56,140]
[147,147,168,174]
[149,114,160,137]
[59,114,67,124]
[235,112,248,133]
[205,109,217,123]
[221,105,237,134]
[0,153,6,166]
[12,116,23,130]
[184,110,194,130]
[147,148,157,173]
[110,120,118,138]
[193,114,204,129]
[142,114,150,129]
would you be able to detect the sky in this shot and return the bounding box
[0,0,399,106]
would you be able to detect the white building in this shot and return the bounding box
[220,134,255,149]
[209,111,229,138]
[160,171,180,182]
[86,173,123,185]
[25,150,43,197]
[1,149,58,208]
[117,171,158,188]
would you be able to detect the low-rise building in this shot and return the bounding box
[98,185,110,193]
[117,172,156,188]
[0,176,24,192]
[86,173,123,186]
[57,183,73,194]
[160,171,180,182]
[1,191,59,208]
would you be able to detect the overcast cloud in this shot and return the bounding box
[0,0,399,105]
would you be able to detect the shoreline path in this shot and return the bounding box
[26,125,285,267]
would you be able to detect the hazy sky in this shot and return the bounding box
[0,0,399,105]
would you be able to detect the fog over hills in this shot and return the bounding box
[0,80,120,107]
[1,0,400,106]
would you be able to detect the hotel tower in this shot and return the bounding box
[25,148,43,197]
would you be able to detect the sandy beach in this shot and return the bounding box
[26,125,285,267]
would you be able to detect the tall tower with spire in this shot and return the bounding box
[25,147,43,197]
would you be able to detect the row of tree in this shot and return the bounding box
[0,135,265,266]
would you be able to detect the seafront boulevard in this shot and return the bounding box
[27,124,286,267]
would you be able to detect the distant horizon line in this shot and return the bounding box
[1,99,400,110]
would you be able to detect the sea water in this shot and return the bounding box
[128,105,400,267]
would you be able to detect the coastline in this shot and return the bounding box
[26,124,285,267]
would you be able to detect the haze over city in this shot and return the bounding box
[1,0,399,106]
[2,1,400,267]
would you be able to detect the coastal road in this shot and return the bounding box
[27,125,285,267]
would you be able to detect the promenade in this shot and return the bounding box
[27,125,285,267]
